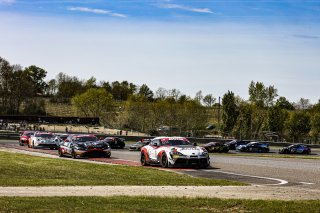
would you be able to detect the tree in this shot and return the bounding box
[72,88,115,121]
[222,91,238,135]
[294,98,311,110]
[155,87,168,100]
[310,113,320,143]
[168,89,181,101]
[194,90,203,104]
[233,102,253,140]
[0,57,13,113]
[267,105,289,140]
[85,77,97,89]
[24,65,48,95]
[125,95,151,132]
[286,111,311,143]
[203,94,216,107]
[248,81,277,108]
[310,100,320,113]
[111,81,137,100]
[265,85,278,107]
[45,79,57,96]
[138,84,154,101]
[276,96,294,110]
[249,81,267,107]
[11,69,35,114]
[56,72,85,102]
[0,58,35,114]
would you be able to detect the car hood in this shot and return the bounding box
[170,145,206,155]
[38,137,55,142]
[76,141,109,149]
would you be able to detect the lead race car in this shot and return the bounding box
[140,137,210,168]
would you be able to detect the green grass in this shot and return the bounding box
[0,196,320,213]
[0,151,244,186]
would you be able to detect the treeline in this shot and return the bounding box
[1,57,320,143]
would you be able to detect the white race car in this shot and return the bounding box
[28,132,59,149]
[140,137,210,168]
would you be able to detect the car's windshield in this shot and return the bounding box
[36,134,53,138]
[162,140,190,146]
[25,132,34,136]
[74,137,97,142]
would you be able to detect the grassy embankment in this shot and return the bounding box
[1,196,320,213]
[0,151,243,186]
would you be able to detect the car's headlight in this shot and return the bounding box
[200,152,208,156]
[170,148,184,157]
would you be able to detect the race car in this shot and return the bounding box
[140,137,210,168]
[28,132,59,149]
[58,135,111,159]
[102,137,126,149]
[236,142,269,153]
[19,131,35,146]
[202,142,229,153]
[129,141,148,151]
[279,144,311,154]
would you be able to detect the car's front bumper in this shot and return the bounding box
[34,141,58,148]
[169,155,210,167]
[74,149,111,157]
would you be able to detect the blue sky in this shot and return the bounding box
[1,0,320,103]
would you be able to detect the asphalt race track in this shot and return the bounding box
[1,140,320,190]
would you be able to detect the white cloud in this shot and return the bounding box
[68,7,127,18]
[160,4,213,14]
[0,0,15,4]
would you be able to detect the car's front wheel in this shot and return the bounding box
[161,154,169,168]
[71,150,77,159]
[199,161,210,169]
[58,148,64,157]
[140,153,148,166]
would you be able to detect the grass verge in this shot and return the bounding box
[0,151,244,186]
[0,196,320,213]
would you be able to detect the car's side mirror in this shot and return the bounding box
[193,142,197,146]
[153,143,158,147]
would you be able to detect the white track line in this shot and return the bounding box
[202,170,288,186]
[299,182,315,185]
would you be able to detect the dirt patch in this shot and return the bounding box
[0,185,320,200]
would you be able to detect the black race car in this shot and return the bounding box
[103,137,125,149]
[236,142,269,153]
[279,144,311,154]
[58,140,111,158]
[224,140,247,150]
[202,142,229,153]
